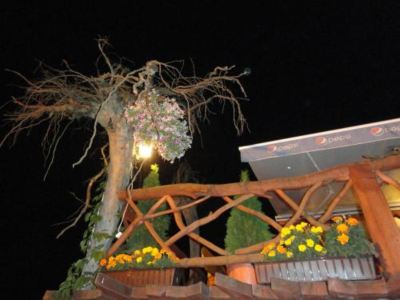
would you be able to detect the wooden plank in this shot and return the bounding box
[299,281,328,300]
[327,278,388,298]
[95,273,132,299]
[270,277,301,299]
[214,272,253,299]
[252,284,279,299]
[165,282,209,299]
[387,274,400,297]
[145,285,167,299]
[209,286,230,299]
[350,164,400,277]
[130,287,148,299]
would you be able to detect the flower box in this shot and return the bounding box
[254,256,376,284]
[104,267,185,287]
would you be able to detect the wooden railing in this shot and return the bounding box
[108,155,400,277]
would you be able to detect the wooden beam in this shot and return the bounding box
[349,163,400,278]
[119,156,400,202]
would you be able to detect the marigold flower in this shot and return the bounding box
[134,250,141,256]
[295,224,305,232]
[289,225,295,230]
[280,227,291,238]
[306,239,315,248]
[286,251,294,258]
[284,236,294,246]
[151,248,160,257]
[336,223,349,234]
[99,258,107,267]
[299,221,308,228]
[298,244,307,252]
[311,226,323,234]
[277,245,287,254]
[314,244,324,252]
[142,246,153,254]
[347,217,359,226]
[268,250,276,257]
[332,216,343,223]
[337,233,349,245]
[136,256,143,263]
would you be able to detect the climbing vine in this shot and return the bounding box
[56,176,108,299]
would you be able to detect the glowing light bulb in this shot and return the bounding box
[137,143,153,159]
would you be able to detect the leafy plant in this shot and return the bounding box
[56,176,107,299]
[125,164,170,250]
[100,246,178,271]
[224,170,273,253]
[126,90,192,162]
[261,216,376,261]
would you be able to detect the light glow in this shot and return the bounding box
[137,143,153,159]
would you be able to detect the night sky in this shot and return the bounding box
[1,2,400,298]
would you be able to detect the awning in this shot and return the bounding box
[239,118,400,220]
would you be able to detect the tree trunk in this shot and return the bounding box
[81,126,133,284]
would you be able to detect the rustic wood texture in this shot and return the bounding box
[214,273,253,299]
[327,277,388,298]
[350,163,400,277]
[119,156,400,202]
[166,282,209,299]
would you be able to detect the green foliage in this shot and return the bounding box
[55,259,91,300]
[261,217,377,262]
[126,164,170,250]
[102,247,177,271]
[56,175,107,299]
[324,218,377,258]
[224,170,273,253]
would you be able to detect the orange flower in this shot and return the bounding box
[332,216,343,223]
[277,245,286,254]
[99,258,107,267]
[336,223,349,234]
[337,233,349,245]
[347,217,359,226]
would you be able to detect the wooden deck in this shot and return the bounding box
[44,272,400,299]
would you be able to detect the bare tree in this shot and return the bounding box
[2,39,247,287]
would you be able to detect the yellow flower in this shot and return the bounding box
[136,256,143,263]
[277,245,286,254]
[151,248,160,257]
[281,227,291,238]
[306,239,315,248]
[299,221,308,228]
[289,225,295,230]
[134,250,141,256]
[153,252,162,260]
[314,244,324,252]
[298,244,307,252]
[284,236,294,246]
[295,224,304,232]
[99,258,107,267]
[261,243,275,255]
[286,251,293,258]
[268,250,276,257]
[347,217,359,226]
[337,233,349,245]
[336,223,349,234]
[332,216,343,223]
[311,226,323,234]
[142,246,153,254]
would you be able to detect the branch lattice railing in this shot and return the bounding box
[107,155,400,268]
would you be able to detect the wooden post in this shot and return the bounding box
[349,163,400,278]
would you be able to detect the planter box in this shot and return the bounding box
[103,268,184,287]
[254,256,376,284]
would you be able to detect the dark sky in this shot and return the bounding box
[1,1,400,298]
